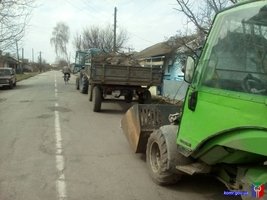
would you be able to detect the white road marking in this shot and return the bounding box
[55,89,58,98]
[54,73,67,200]
[55,76,58,98]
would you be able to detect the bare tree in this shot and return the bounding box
[168,0,237,58]
[114,26,128,52]
[0,0,35,51]
[73,32,82,50]
[73,24,129,52]
[50,22,70,62]
[56,58,68,69]
[175,0,236,35]
[82,26,102,50]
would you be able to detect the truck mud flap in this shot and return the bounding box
[121,104,180,153]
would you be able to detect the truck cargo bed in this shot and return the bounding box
[89,64,163,86]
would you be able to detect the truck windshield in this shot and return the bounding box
[75,51,86,66]
[201,2,267,96]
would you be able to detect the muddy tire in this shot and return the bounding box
[79,76,88,94]
[143,90,152,104]
[93,86,102,112]
[138,90,151,104]
[76,77,79,90]
[124,91,133,103]
[146,129,181,185]
[88,84,93,102]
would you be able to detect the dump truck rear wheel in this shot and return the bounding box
[138,90,151,104]
[79,76,88,94]
[146,129,181,185]
[143,90,152,104]
[88,84,93,102]
[76,78,79,90]
[124,91,133,103]
[93,86,102,112]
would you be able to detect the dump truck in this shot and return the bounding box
[121,1,267,199]
[74,49,163,112]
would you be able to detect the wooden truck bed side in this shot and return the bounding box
[87,64,163,86]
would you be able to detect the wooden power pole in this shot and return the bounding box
[113,7,117,52]
[15,40,22,73]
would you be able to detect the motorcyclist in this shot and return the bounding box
[62,66,71,80]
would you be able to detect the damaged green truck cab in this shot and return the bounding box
[178,0,267,193]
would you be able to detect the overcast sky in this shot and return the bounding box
[22,0,187,64]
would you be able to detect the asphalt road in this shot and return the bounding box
[0,71,240,200]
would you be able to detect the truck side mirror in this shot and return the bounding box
[184,56,195,83]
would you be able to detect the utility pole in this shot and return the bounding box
[79,35,82,50]
[39,51,42,64]
[21,48,24,73]
[15,40,21,74]
[39,51,42,72]
[22,48,24,60]
[113,7,117,52]
[32,48,34,63]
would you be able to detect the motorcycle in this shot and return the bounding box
[64,73,70,84]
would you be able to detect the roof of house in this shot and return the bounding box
[135,34,201,60]
[0,54,18,63]
[135,42,173,59]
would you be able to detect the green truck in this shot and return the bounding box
[122,1,267,199]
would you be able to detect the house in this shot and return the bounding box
[136,41,189,100]
[0,52,19,70]
[136,36,202,100]
[135,42,174,96]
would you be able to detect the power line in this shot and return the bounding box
[65,0,113,22]
[65,0,97,19]
[119,0,154,25]
[128,32,154,44]
[81,0,99,12]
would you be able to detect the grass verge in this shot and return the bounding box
[16,72,39,82]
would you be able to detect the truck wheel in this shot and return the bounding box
[124,91,133,103]
[138,90,151,104]
[93,86,102,112]
[9,82,13,89]
[76,77,79,90]
[146,129,181,185]
[79,77,88,94]
[88,84,93,102]
[143,90,152,104]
